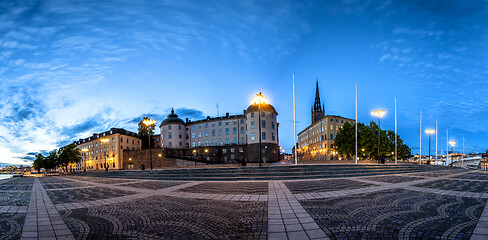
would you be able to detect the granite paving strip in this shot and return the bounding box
[471,199,488,240]
[21,178,75,240]
[268,181,329,240]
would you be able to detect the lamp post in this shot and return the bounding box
[251,92,268,166]
[100,138,109,171]
[449,141,456,165]
[371,109,386,164]
[425,129,435,165]
[143,118,156,170]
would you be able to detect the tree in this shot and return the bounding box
[45,150,59,171]
[58,144,81,172]
[335,121,412,161]
[138,117,156,149]
[32,153,44,174]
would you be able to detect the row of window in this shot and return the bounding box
[190,119,244,130]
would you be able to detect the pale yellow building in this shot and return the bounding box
[71,128,141,171]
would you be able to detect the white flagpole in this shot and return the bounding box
[419,110,422,164]
[355,83,358,164]
[435,120,438,162]
[293,73,298,165]
[395,97,397,164]
[446,128,449,166]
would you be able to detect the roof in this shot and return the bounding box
[160,108,185,126]
[246,103,278,115]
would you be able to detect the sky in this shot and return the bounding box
[1,0,488,165]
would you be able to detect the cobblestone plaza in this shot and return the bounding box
[2,167,488,239]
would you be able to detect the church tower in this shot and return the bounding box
[311,79,325,124]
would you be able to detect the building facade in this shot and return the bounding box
[297,81,355,161]
[160,93,280,163]
[73,128,141,171]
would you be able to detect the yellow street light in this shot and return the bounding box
[371,109,386,164]
[449,141,456,156]
[204,149,208,153]
[158,153,162,157]
[142,118,156,170]
[425,129,435,163]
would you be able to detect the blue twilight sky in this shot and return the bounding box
[1,0,488,164]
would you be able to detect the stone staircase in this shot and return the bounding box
[76,164,452,181]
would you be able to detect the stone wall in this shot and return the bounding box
[122,149,203,170]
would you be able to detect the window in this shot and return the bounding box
[179,135,182,139]
[192,125,195,130]
[261,112,265,117]
[251,112,254,118]
[179,125,182,129]
[233,120,236,125]
[336,120,338,122]
[219,139,223,145]
[330,118,333,121]
[205,140,209,146]
[205,123,208,128]
[241,137,245,143]
[211,122,215,127]
[251,121,255,129]
[179,142,182,146]
[330,125,333,130]
[341,120,344,123]
[233,127,237,134]
[262,132,266,140]
[271,113,275,119]
[225,121,229,125]
[112,138,115,143]
[225,138,230,144]
[198,124,201,129]
[192,133,195,138]
[218,129,222,136]
[225,128,229,135]
[262,120,266,128]
[198,132,201,137]
[218,121,222,126]
[330,134,333,140]
[112,146,115,151]
[251,133,255,141]
[198,141,201,147]
[272,122,275,129]
[212,130,215,136]
[336,126,339,131]
[168,125,171,130]
[272,133,275,140]
[239,148,243,152]
[231,148,235,153]
[169,142,172,146]
[223,149,227,153]
[233,138,237,144]
[205,131,208,137]
[240,119,244,124]
[168,132,172,139]
[192,142,196,147]
[212,140,216,146]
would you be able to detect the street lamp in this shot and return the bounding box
[143,118,157,170]
[425,129,435,164]
[371,109,386,164]
[449,140,456,159]
[100,138,109,171]
[251,92,269,166]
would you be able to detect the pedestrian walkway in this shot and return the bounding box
[0,166,487,239]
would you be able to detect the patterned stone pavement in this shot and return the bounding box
[1,168,488,239]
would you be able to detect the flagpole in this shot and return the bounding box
[446,128,449,166]
[435,120,438,163]
[395,97,397,164]
[293,73,298,165]
[355,83,357,164]
[419,110,422,164]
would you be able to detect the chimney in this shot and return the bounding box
[186,118,189,123]
[226,112,229,117]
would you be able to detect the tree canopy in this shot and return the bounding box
[334,121,412,161]
[32,144,82,172]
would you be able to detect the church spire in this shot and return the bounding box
[311,78,325,124]
[313,77,321,112]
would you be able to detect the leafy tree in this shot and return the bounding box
[138,117,156,149]
[32,153,44,174]
[335,121,412,162]
[45,150,59,171]
[58,144,81,172]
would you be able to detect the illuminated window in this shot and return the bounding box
[251,133,255,141]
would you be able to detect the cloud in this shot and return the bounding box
[174,108,205,120]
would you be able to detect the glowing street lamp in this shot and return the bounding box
[143,118,156,170]
[251,92,268,166]
[425,129,435,164]
[371,109,386,164]
[449,141,456,156]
